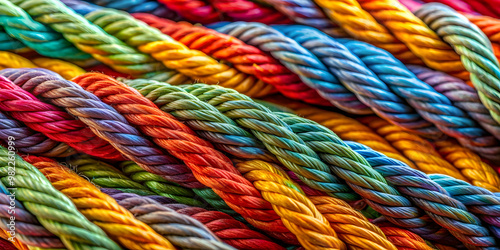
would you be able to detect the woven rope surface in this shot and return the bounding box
[157,0,222,24]
[84,0,181,20]
[209,0,292,24]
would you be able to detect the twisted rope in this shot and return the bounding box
[0,236,21,250]
[132,14,329,106]
[11,0,180,81]
[26,156,175,250]
[0,147,120,249]
[312,0,422,64]
[0,52,85,79]
[467,0,500,19]
[83,0,181,20]
[210,22,371,114]
[418,0,475,13]
[0,52,36,70]
[415,3,500,128]
[83,8,274,98]
[0,75,123,160]
[157,0,222,24]
[0,230,29,250]
[466,15,500,64]
[276,26,440,136]
[73,72,297,244]
[182,83,358,201]
[347,141,498,248]
[0,27,26,51]
[356,0,467,80]
[209,0,292,24]
[377,226,433,250]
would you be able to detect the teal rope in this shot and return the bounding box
[0,27,25,51]
[0,147,121,250]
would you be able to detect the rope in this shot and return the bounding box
[72,72,297,244]
[0,52,36,70]
[276,26,440,136]
[26,156,175,250]
[30,58,85,80]
[0,75,123,160]
[466,15,500,65]
[157,0,222,24]
[415,3,500,128]
[11,0,180,81]
[0,237,19,250]
[106,191,287,250]
[347,141,498,248]
[0,27,26,51]
[81,0,182,20]
[0,230,29,250]
[419,0,475,14]
[181,83,358,201]
[430,174,500,239]
[377,226,433,250]
[1,68,203,189]
[131,14,330,106]
[209,0,292,24]
[272,111,455,244]
[0,193,65,249]
[312,0,422,64]
[257,0,348,37]
[210,22,371,114]
[356,0,467,80]
[0,147,121,249]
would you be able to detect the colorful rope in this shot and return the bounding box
[83,0,182,20]
[0,147,120,249]
[377,226,433,250]
[210,21,372,114]
[415,3,500,128]
[26,156,176,250]
[0,52,36,70]
[467,15,500,68]
[157,0,222,24]
[132,14,330,106]
[0,27,27,52]
[209,0,292,24]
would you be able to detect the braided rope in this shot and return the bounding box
[347,141,497,248]
[0,230,28,250]
[0,147,121,249]
[357,0,467,80]
[31,58,85,80]
[276,26,440,136]
[182,84,358,201]
[1,68,203,189]
[132,14,330,106]
[0,235,21,250]
[415,3,500,128]
[0,75,123,160]
[468,0,500,19]
[157,0,222,24]
[210,22,371,114]
[0,27,26,51]
[11,0,181,81]
[0,52,35,69]
[83,0,181,20]
[312,0,422,64]
[419,0,475,13]
[377,226,433,250]
[26,156,175,250]
[466,15,500,64]
[209,0,292,24]
[73,72,297,244]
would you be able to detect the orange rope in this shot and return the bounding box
[0,231,28,250]
[377,226,433,250]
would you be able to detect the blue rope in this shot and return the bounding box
[0,28,25,51]
[83,0,182,20]
[60,0,102,15]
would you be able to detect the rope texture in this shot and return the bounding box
[466,15,500,68]
[377,226,433,250]
[0,27,27,51]
[0,52,35,70]
[26,156,176,250]
[415,3,500,128]
[210,22,371,114]
[0,75,123,160]
[0,147,121,249]
[0,230,29,250]
[73,72,298,244]
[0,236,20,250]
[466,0,500,19]
[132,14,330,106]
[84,0,182,20]
[357,0,467,80]
[157,0,222,24]
[209,0,292,24]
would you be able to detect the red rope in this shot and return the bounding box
[209,0,292,24]
[157,0,222,23]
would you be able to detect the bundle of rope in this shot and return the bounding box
[72,72,299,244]
[82,0,182,20]
[25,156,176,249]
[466,15,500,63]
[376,226,433,250]
[132,14,330,106]
[0,52,35,70]
[209,21,371,114]
[0,27,27,52]
[415,3,500,128]
[421,0,500,18]
[311,0,422,64]
[0,146,121,249]
[209,0,292,24]
[0,75,124,160]
[11,0,180,81]
[418,0,476,14]
[157,0,222,24]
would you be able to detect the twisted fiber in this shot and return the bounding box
[107,192,287,250]
[312,0,422,64]
[0,193,64,249]
[377,226,433,250]
[407,64,500,141]
[210,22,372,114]
[123,78,276,162]
[0,27,26,51]
[398,0,425,12]
[11,0,181,81]
[31,58,85,80]
[131,14,330,106]
[359,116,468,181]
[340,39,500,159]
[274,111,455,243]
[0,75,123,160]
[26,156,175,250]
[0,148,121,249]
[461,0,500,19]
[257,0,348,37]
[277,26,440,136]
[73,73,297,244]
[466,15,500,64]
[0,0,91,64]
[0,237,18,250]
[84,0,181,20]
[264,97,417,168]
[347,141,498,248]
[415,4,500,128]
[182,84,358,202]
[84,9,274,98]
[5,68,203,188]
[86,64,131,78]
[429,174,500,239]
[419,0,475,14]
[0,52,36,69]
[209,0,292,24]
[0,230,29,250]
[157,0,222,24]
[357,0,467,80]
